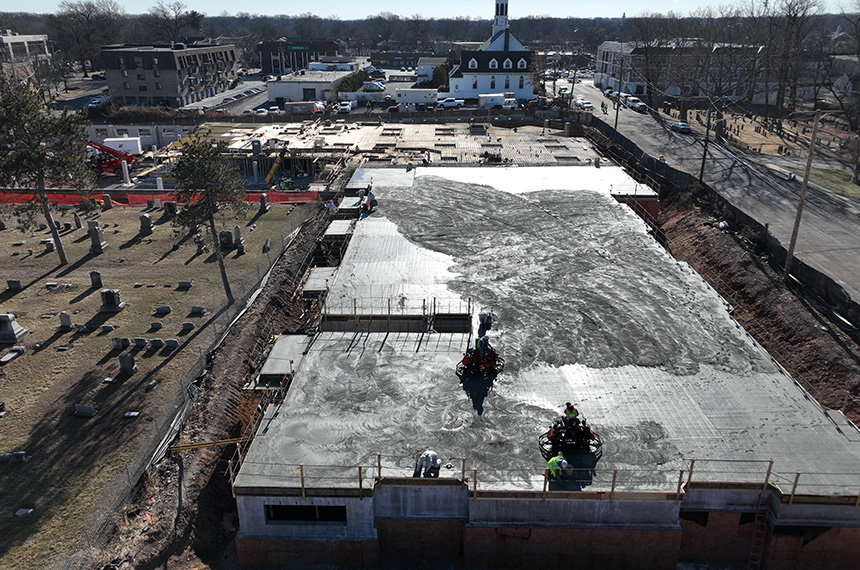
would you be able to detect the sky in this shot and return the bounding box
[16,0,845,20]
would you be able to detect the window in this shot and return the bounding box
[489,58,498,69]
[265,504,347,525]
[503,58,512,69]
[154,69,160,78]
[138,85,147,92]
[138,128,152,137]
[472,77,477,89]
[134,56,143,69]
[123,82,130,90]
[117,128,129,136]
[468,58,477,70]
[517,58,527,69]
[95,128,108,138]
[490,76,495,89]
[137,73,145,80]
[519,75,524,89]
[505,76,510,89]
[152,57,158,66]
[121,70,128,77]
[155,82,162,90]
[118,56,125,68]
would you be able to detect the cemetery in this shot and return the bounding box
[0,197,316,568]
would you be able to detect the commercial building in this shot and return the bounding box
[230,153,860,568]
[266,58,361,103]
[416,56,447,83]
[99,42,237,108]
[447,0,535,100]
[257,40,342,76]
[0,29,50,79]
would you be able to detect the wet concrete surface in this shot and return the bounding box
[236,167,860,495]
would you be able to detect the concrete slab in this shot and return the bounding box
[236,167,860,498]
[323,220,354,241]
[259,335,308,383]
[302,267,338,297]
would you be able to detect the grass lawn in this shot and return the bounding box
[788,167,860,204]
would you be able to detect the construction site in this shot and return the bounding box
[4,117,860,570]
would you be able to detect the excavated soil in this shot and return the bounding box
[95,184,860,570]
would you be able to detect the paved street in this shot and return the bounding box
[567,79,860,317]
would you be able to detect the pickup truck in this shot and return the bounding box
[436,97,465,109]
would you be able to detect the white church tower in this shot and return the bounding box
[492,0,510,37]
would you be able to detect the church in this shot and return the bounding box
[447,0,535,100]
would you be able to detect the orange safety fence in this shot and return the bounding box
[0,190,319,206]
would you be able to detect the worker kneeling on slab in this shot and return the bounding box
[413,449,441,478]
[547,452,568,480]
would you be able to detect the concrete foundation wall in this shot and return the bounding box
[374,484,469,520]
[236,495,376,539]
[236,537,379,567]
[678,511,754,566]
[469,497,680,528]
[765,525,860,570]
[463,526,681,569]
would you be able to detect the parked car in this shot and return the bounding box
[241,109,254,115]
[268,106,281,115]
[255,108,269,116]
[577,100,594,111]
[90,73,106,80]
[242,89,255,96]
[337,101,352,113]
[670,122,692,134]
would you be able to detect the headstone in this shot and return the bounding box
[111,337,130,349]
[0,220,6,230]
[164,339,179,350]
[43,239,55,252]
[99,289,125,313]
[73,404,98,417]
[54,221,61,230]
[177,280,193,289]
[38,223,48,231]
[163,201,177,218]
[263,238,271,253]
[150,322,163,331]
[190,306,207,316]
[0,314,30,343]
[118,353,137,375]
[259,193,271,212]
[233,225,242,245]
[219,230,233,249]
[64,222,72,231]
[59,312,72,330]
[88,221,109,254]
[133,337,148,349]
[139,214,153,235]
[237,242,245,255]
[181,322,195,331]
[73,212,82,229]
[7,280,22,292]
[154,198,162,209]
[154,306,172,315]
[101,325,115,333]
[149,338,164,349]
[146,199,154,209]
[90,270,102,289]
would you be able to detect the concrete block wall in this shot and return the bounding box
[236,495,376,539]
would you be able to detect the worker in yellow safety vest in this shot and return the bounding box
[548,452,567,479]
[564,402,579,421]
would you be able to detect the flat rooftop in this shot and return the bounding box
[235,166,860,496]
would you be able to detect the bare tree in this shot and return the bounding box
[48,0,125,75]
[143,1,204,44]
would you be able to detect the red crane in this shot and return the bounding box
[85,141,135,176]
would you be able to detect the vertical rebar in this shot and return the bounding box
[358,466,363,500]
[461,458,466,481]
[300,464,306,500]
[472,468,478,501]
[377,453,382,479]
[542,468,548,501]
[610,467,618,503]
[762,460,774,493]
[686,458,696,487]
[789,472,801,505]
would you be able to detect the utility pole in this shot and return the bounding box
[698,108,713,183]
[614,54,624,130]
[783,110,821,285]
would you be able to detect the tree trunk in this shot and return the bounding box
[208,214,234,305]
[38,182,68,266]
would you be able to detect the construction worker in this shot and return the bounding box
[414,449,440,478]
[564,402,579,421]
[548,452,567,480]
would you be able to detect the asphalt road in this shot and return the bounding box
[569,79,860,317]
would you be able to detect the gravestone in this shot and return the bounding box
[237,242,245,255]
[0,220,6,230]
[111,337,130,349]
[146,199,154,209]
[59,312,72,331]
[194,233,206,254]
[233,225,243,245]
[73,212,83,229]
[90,270,103,289]
[181,322,195,331]
[177,280,193,289]
[262,238,271,253]
[154,198,162,209]
[259,193,271,212]
[87,221,109,254]
[154,305,171,315]
[133,337,148,349]
[102,194,112,209]
[164,339,179,350]
[99,289,125,313]
[0,314,29,343]
[150,322,163,331]
[38,223,47,231]
[54,221,61,230]
[219,230,233,249]
[163,201,177,218]
[190,306,207,316]
[43,239,55,253]
[139,214,153,235]
[149,338,164,349]
[101,324,115,333]
[64,222,72,231]
[7,280,22,292]
[118,353,137,375]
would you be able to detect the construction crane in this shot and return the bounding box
[265,143,293,191]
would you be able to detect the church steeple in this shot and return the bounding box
[492,0,509,37]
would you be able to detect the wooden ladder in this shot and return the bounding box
[748,492,770,570]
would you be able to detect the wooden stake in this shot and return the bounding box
[789,472,801,505]
[763,459,774,493]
